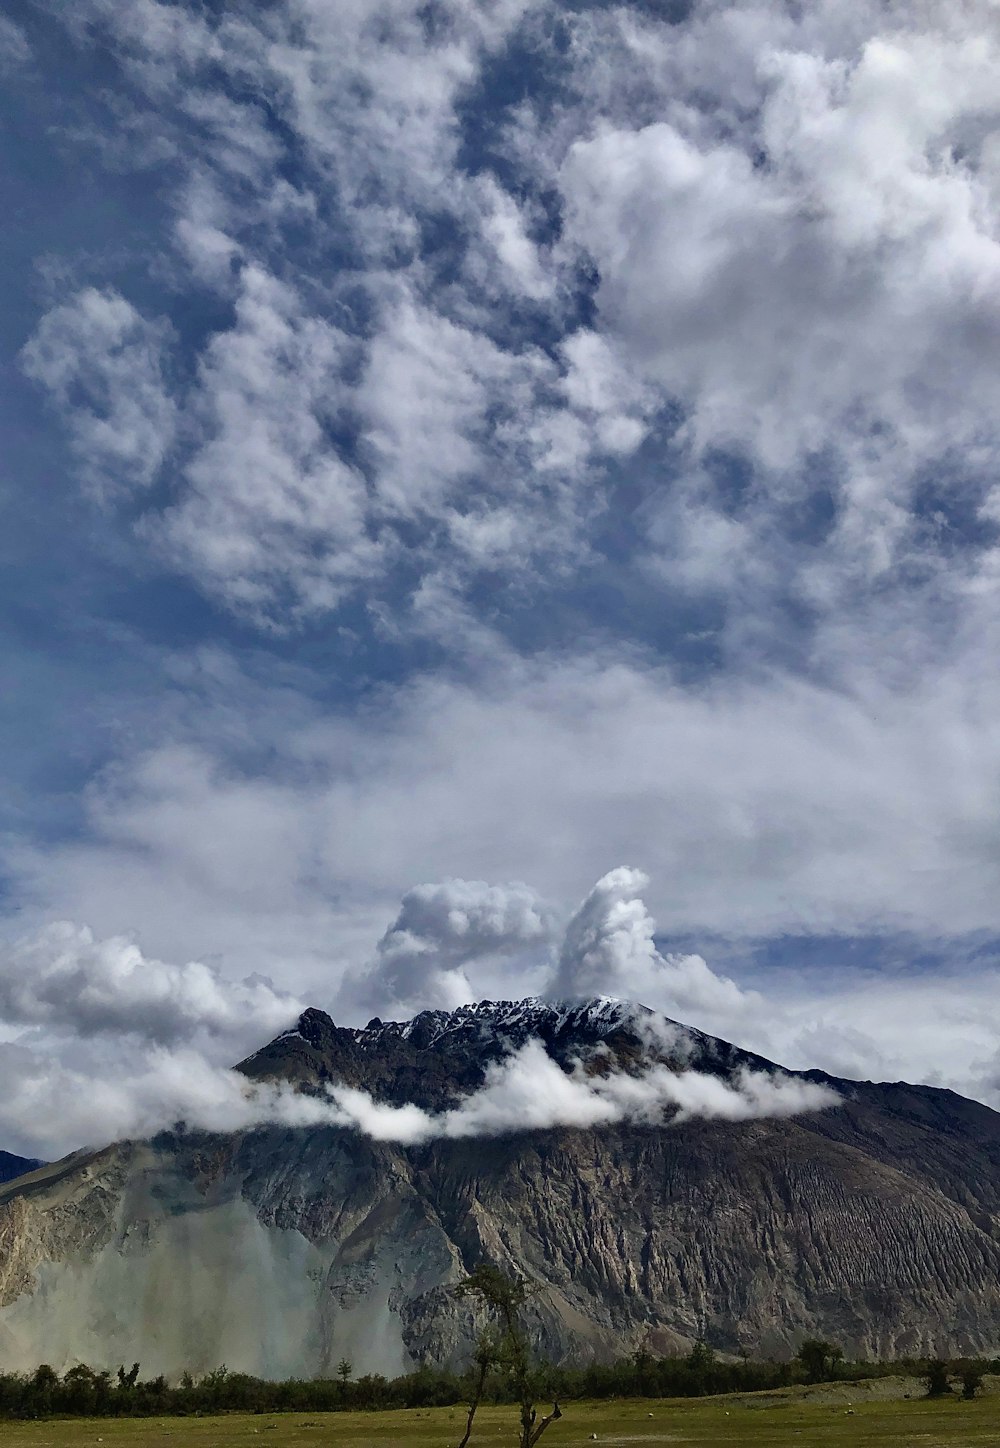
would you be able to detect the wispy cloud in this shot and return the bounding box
[21,288,176,499]
[0,16,31,71]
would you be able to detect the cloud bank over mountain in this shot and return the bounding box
[0,922,300,1046]
[0,864,982,1159]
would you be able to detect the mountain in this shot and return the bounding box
[0,998,998,1377]
[0,1153,42,1187]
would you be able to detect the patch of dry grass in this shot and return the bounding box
[0,1388,994,1448]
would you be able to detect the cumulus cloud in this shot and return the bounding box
[552,866,657,1000]
[21,0,1000,669]
[21,288,176,498]
[21,0,588,624]
[23,0,997,638]
[154,264,380,620]
[553,2,1000,608]
[551,867,762,1022]
[338,865,755,1030]
[18,0,1000,630]
[354,877,554,1016]
[0,922,300,1047]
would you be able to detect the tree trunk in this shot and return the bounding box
[456,1357,490,1448]
[527,1402,562,1446]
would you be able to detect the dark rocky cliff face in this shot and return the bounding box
[0,998,998,1376]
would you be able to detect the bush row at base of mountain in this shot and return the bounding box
[0,1346,994,1420]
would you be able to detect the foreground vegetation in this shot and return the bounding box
[0,1390,995,1448]
[0,1346,993,1420]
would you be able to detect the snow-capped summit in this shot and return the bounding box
[238,994,758,1109]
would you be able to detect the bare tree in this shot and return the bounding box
[453,1265,562,1448]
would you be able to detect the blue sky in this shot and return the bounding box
[3,0,1000,1150]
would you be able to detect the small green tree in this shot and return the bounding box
[797,1339,843,1384]
[63,1364,98,1415]
[337,1358,353,1384]
[923,1359,952,1397]
[686,1339,717,1395]
[453,1264,562,1448]
[961,1363,985,1400]
[29,1364,58,1416]
[116,1362,140,1391]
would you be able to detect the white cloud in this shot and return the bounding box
[357,291,550,517]
[12,633,1000,1104]
[0,1041,330,1160]
[549,866,764,1037]
[172,174,242,286]
[257,0,536,239]
[554,6,1000,600]
[27,0,1000,628]
[552,866,657,1000]
[21,288,176,498]
[154,264,380,620]
[11,644,1000,999]
[476,176,553,301]
[541,866,1000,1108]
[354,877,554,1017]
[0,921,300,1048]
[20,1,647,622]
[561,53,1000,470]
[429,1039,838,1139]
[731,965,1000,1103]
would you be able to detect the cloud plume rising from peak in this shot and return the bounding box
[353,877,555,1018]
[549,867,756,1022]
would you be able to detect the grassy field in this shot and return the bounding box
[0,1388,994,1448]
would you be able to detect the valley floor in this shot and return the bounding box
[0,1388,995,1448]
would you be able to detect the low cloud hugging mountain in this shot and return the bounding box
[0,1027,837,1160]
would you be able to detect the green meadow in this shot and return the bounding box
[0,1387,995,1448]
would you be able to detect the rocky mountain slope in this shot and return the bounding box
[0,998,998,1377]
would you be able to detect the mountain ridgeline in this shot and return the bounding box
[0,997,998,1377]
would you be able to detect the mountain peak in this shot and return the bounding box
[240,993,759,1110]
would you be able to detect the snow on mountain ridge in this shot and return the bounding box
[351,995,655,1049]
